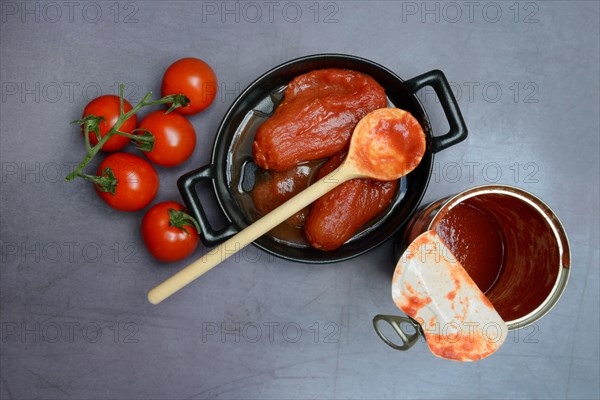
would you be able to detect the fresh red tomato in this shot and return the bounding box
[95,153,159,211]
[82,95,137,152]
[161,58,217,115]
[142,201,200,262]
[138,110,196,167]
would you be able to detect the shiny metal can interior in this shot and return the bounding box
[400,184,570,330]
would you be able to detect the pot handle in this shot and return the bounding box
[177,164,239,247]
[372,314,422,351]
[404,70,468,153]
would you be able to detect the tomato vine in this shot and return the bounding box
[65,83,189,192]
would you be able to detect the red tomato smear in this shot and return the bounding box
[396,295,432,318]
[427,331,497,362]
[446,289,457,302]
[446,274,462,303]
[351,114,426,180]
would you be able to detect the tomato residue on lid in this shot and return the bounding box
[391,230,508,362]
[426,331,499,362]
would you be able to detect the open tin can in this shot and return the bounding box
[374,185,570,352]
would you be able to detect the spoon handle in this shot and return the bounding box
[148,165,356,304]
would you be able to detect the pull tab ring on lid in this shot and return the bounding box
[372,314,421,351]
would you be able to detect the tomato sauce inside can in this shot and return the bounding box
[435,202,505,294]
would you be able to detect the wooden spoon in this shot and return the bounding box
[148,108,426,304]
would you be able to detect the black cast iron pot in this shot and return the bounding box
[177,54,467,263]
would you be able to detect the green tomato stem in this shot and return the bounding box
[65,84,189,183]
[168,208,201,234]
[119,84,125,116]
[83,123,92,152]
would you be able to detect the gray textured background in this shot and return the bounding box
[1,1,599,399]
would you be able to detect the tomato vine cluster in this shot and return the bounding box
[66,58,218,262]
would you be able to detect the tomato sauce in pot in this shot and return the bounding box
[244,69,416,250]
